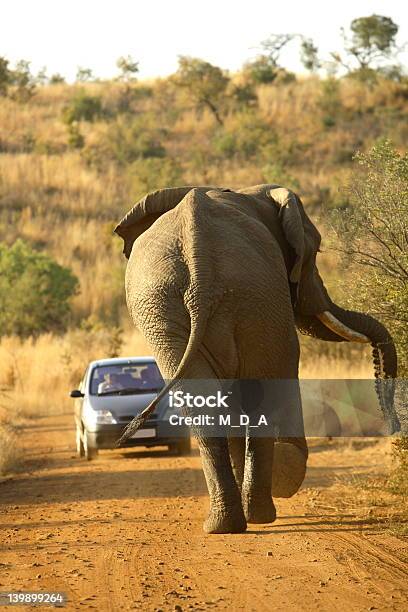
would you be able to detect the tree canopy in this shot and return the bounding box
[0,241,79,337]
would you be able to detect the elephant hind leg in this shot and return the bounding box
[153,342,246,533]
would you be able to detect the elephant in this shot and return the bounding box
[114,184,400,534]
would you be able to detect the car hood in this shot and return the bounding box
[87,392,167,418]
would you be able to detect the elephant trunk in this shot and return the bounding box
[318,304,400,434]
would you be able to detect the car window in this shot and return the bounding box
[90,363,164,395]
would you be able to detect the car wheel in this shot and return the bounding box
[169,437,191,456]
[76,423,85,458]
[83,429,98,461]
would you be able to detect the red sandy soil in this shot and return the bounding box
[0,414,407,611]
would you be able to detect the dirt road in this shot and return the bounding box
[1,414,407,611]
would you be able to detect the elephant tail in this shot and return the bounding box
[116,315,206,446]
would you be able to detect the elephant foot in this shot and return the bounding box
[203,505,247,534]
[242,492,277,524]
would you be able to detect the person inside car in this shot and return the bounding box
[98,372,124,394]
[140,367,160,389]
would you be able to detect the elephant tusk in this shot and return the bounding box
[317,311,370,343]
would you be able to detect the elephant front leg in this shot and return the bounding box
[242,437,276,524]
[198,436,247,534]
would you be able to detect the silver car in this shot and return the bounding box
[70,356,191,460]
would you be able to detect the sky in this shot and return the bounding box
[1,0,407,81]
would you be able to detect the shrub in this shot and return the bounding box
[0,240,79,337]
[62,91,103,124]
[67,122,85,149]
[388,437,408,498]
[333,141,408,507]
[103,116,167,165]
[213,112,278,161]
[49,73,65,84]
[127,157,183,199]
[244,55,279,84]
[262,159,299,189]
[318,78,343,127]
[332,141,408,374]
[228,82,258,109]
[10,60,36,102]
[0,56,11,96]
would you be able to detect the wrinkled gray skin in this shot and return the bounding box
[114,184,399,534]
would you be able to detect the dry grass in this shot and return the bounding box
[0,328,371,423]
[0,330,150,419]
[0,423,21,476]
[1,76,406,325]
[0,75,405,479]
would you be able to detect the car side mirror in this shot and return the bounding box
[70,389,84,398]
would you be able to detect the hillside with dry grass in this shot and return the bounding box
[1,72,407,482]
[1,76,407,324]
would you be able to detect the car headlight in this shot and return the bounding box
[86,408,117,425]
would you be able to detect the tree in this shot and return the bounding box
[348,15,399,67]
[259,34,295,66]
[244,34,295,84]
[49,73,65,84]
[0,56,12,96]
[116,55,139,82]
[334,15,403,80]
[10,60,36,102]
[175,56,229,126]
[35,66,48,85]
[0,240,79,337]
[300,38,321,73]
[76,67,94,82]
[333,141,408,489]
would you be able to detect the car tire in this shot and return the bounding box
[76,423,85,458]
[83,429,98,461]
[169,437,191,456]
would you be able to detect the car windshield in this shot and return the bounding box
[90,363,164,396]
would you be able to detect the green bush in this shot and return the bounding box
[0,56,11,96]
[62,91,103,124]
[103,116,167,165]
[228,82,257,109]
[10,60,36,102]
[262,159,299,189]
[388,437,408,498]
[67,122,85,149]
[318,78,343,127]
[333,140,408,376]
[127,157,183,199]
[0,240,79,337]
[244,55,278,84]
[213,113,278,161]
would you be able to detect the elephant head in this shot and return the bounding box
[261,185,399,433]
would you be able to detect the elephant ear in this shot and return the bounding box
[269,187,305,283]
[114,186,197,258]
